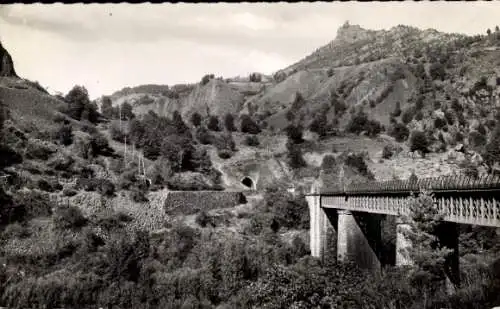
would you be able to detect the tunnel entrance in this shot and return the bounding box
[241,177,254,189]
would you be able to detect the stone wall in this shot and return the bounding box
[164,191,247,216]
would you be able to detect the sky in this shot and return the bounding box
[1,2,500,100]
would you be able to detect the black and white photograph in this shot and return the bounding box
[1,2,500,308]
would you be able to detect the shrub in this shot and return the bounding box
[53,205,87,230]
[346,111,382,137]
[409,131,430,156]
[62,188,78,197]
[345,153,373,179]
[37,179,62,192]
[201,74,214,85]
[191,112,202,127]
[26,140,55,160]
[110,122,127,143]
[321,155,336,172]
[224,113,237,132]
[382,145,394,159]
[287,142,306,169]
[218,149,233,159]
[207,115,220,131]
[434,117,447,129]
[98,179,115,197]
[285,124,304,144]
[484,126,500,166]
[240,114,261,134]
[12,190,53,220]
[131,188,149,202]
[309,113,328,137]
[54,124,73,146]
[468,130,487,148]
[245,135,260,147]
[401,108,414,124]
[195,210,214,228]
[444,110,455,125]
[90,132,112,156]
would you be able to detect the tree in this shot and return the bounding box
[309,113,328,137]
[484,125,500,167]
[101,96,114,118]
[285,124,304,144]
[249,73,262,82]
[191,112,202,127]
[487,28,492,36]
[120,102,135,120]
[207,115,220,131]
[172,111,189,135]
[240,114,261,134]
[496,25,499,32]
[65,85,90,121]
[224,113,237,132]
[201,74,214,85]
[287,142,306,169]
[55,124,73,146]
[409,131,430,157]
[401,191,454,301]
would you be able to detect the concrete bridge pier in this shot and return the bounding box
[337,210,383,272]
[306,194,337,260]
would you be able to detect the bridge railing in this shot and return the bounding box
[320,174,500,196]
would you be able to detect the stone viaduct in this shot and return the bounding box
[305,174,500,287]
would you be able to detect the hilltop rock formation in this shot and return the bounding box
[0,42,18,78]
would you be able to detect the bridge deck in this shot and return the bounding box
[314,175,500,227]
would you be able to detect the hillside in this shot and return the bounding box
[1,21,500,309]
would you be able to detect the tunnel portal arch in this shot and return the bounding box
[241,176,256,190]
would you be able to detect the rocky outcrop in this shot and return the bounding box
[0,42,18,77]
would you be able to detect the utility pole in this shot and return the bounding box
[124,136,127,165]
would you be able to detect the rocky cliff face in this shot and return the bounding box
[0,42,18,78]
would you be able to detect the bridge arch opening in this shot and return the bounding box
[241,177,255,189]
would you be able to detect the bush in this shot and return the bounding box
[207,115,220,131]
[26,140,55,160]
[390,122,410,142]
[195,210,214,228]
[62,188,78,197]
[434,117,447,129]
[469,130,487,148]
[218,149,232,159]
[53,205,87,230]
[240,114,261,134]
[110,122,127,143]
[245,135,260,146]
[12,190,53,220]
[345,153,373,179]
[201,74,214,86]
[98,179,115,197]
[309,113,328,137]
[54,124,73,146]
[287,142,306,169]
[191,112,202,127]
[321,155,336,172]
[346,111,382,137]
[484,126,500,166]
[382,145,394,159]
[224,113,237,132]
[285,124,304,144]
[401,108,414,124]
[409,131,430,156]
[90,132,112,156]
